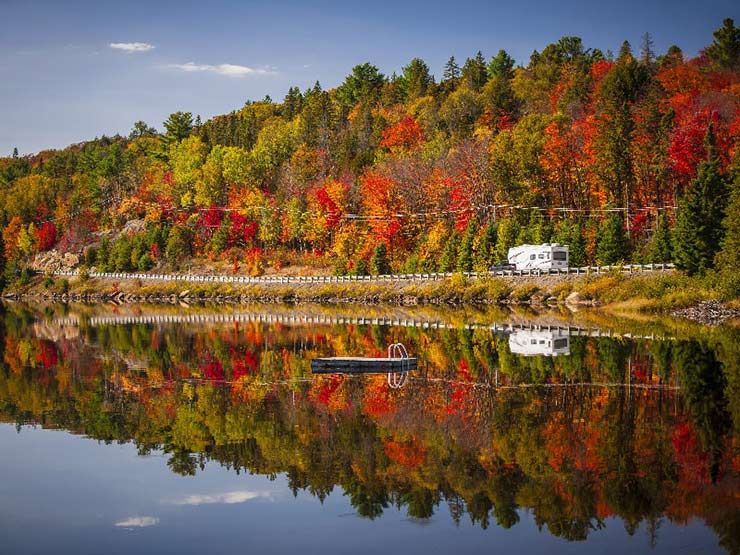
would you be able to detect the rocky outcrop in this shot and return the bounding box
[672,301,740,326]
[31,250,80,273]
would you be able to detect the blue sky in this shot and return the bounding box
[1,0,738,155]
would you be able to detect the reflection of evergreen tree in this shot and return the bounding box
[489,464,524,529]
[650,341,673,382]
[166,448,197,476]
[674,340,729,483]
[343,477,389,519]
[401,488,437,519]
[597,337,630,381]
[602,389,661,535]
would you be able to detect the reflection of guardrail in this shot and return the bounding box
[49,263,674,285]
[52,312,675,341]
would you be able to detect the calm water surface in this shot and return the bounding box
[0,304,737,554]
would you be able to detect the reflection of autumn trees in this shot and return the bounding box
[0,311,739,548]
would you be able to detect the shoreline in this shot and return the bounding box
[4,271,740,326]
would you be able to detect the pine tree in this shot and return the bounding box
[674,124,729,275]
[401,58,433,100]
[715,175,740,298]
[649,212,673,263]
[443,56,461,81]
[160,111,193,156]
[569,223,587,267]
[439,232,460,272]
[596,215,629,265]
[706,18,740,69]
[494,219,520,262]
[370,242,391,275]
[715,178,740,270]
[554,219,586,266]
[457,217,478,272]
[209,216,231,256]
[639,32,656,68]
[351,256,369,276]
[528,212,553,244]
[461,51,488,91]
[475,221,497,270]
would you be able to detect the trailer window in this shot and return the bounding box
[553,252,567,261]
[530,254,536,260]
[538,254,544,259]
[553,338,568,349]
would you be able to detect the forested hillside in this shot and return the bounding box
[2,19,740,282]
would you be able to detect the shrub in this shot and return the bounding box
[137,253,154,271]
[511,283,540,302]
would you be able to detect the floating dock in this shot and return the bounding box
[311,356,417,374]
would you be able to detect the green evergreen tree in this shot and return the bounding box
[439,231,460,272]
[706,18,740,70]
[351,256,369,276]
[528,212,553,244]
[554,219,586,267]
[457,217,478,272]
[487,50,515,79]
[137,253,154,271]
[515,222,532,246]
[370,242,391,275]
[165,225,193,268]
[461,51,488,91]
[475,221,497,270]
[649,212,673,263]
[568,224,587,267]
[210,216,231,256]
[443,56,461,81]
[95,238,111,271]
[400,58,433,100]
[160,111,194,155]
[596,215,629,265]
[494,219,521,262]
[674,125,729,275]
[715,178,740,270]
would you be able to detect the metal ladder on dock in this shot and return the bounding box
[387,343,410,388]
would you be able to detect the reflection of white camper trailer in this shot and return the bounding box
[508,330,571,357]
[507,243,569,270]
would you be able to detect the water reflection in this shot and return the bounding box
[0,304,738,554]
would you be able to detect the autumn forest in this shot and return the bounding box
[2,20,740,283]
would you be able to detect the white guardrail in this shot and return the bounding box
[48,263,675,285]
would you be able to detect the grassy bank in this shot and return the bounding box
[6,269,739,312]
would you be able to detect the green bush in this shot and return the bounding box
[137,253,154,271]
[511,283,540,302]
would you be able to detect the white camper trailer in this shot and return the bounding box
[508,329,570,357]
[507,243,569,270]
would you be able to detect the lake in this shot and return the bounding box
[0,303,737,554]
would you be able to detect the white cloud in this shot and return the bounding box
[164,490,271,506]
[115,516,160,528]
[166,62,273,77]
[110,42,155,53]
